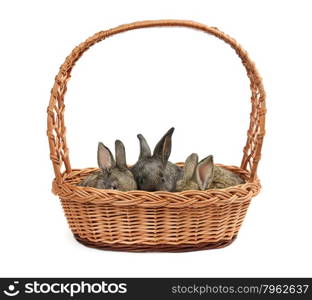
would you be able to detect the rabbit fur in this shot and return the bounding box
[176,153,244,191]
[78,140,137,191]
[131,127,183,192]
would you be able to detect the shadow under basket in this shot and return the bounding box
[48,20,266,252]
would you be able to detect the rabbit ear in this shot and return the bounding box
[196,155,214,190]
[183,153,199,181]
[137,134,151,159]
[97,142,115,171]
[115,140,127,169]
[153,127,174,164]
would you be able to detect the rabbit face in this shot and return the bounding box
[97,140,137,191]
[100,168,137,191]
[132,157,165,191]
[176,153,201,192]
[79,140,137,191]
[176,179,199,191]
[131,127,182,192]
[176,154,244,191]
[132,158,180,191]
[176,154,214,192]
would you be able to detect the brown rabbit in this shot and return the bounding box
[78,140,137,191]
[176,154,244,191]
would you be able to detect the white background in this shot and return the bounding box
[1,0,311,277]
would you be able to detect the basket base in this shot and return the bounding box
[73,235,237,253]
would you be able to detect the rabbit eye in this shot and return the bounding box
[159,172,164,178]
[161,178,165,183]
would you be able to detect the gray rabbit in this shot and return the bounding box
[131,127,183,192]
[176,154,244,191]
[78,140,137,191]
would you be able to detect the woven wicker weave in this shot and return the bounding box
[47,20,266,252]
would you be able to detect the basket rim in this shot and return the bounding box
[52,163,261,208]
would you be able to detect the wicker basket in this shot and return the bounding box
[47,20,266,252]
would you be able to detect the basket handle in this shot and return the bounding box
[47,19,266,184]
